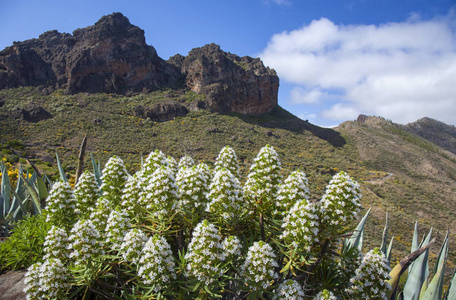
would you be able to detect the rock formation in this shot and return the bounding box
[168,44,279,114]
[0,13,279,115]
[0,13,180,95]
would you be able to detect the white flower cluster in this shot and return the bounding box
[142,150,169,176]
[275,170,310,217]
[45,180,78,229]
[347,248,391,299]
[206,168,245,222]
[166,156,178,174]
[280,201,319,252]
[241,241,279,291]
[176,165,209,213]
[138,234,176,292]
[197,162,213,183]
[178,155,194,169]
[244,145,282,208]
[141,166,178,217]
[89,196,112,233]
[120,174,143,217]
[100,156,129,206]
[222,235,242,262]
[120,228,148,264]
[214,146,240,176]
[185,220,225,285]
[313,289,338,300]
[24,258,71,300]
[320,171,362,230]
[105,209,132,249]
[272,280,305,300]
[43,225,70,260]
[74,170,99,217]
[68,219,104,266]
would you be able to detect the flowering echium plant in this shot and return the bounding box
[142,150,169,176]
[178,155,194,169]
[346,248,391,299]
[244,144,282,213]
[140,166,178,217]
[222,235,242,263]
[24,258,71,300]
[206,168,246,223]
[197,162,212,183]
[100,155,129,207]
[166,156,178,174]
[176,165,209,221]
[43,225,70,260]
[74,170,99,218]
[105,209,132,250]
[44,180,78,230]
[137,234,176,292]
[23,145,404,300]
[214,146,240,177]
[319,171,362,233]
[274,170,310,218]
[68,219,104,266]
[120,174,143,218]
[313,289,338,300]
[280,200,319,252]
[272,279,305,300]
[241,240,279,292]
[120,228,148,264]
[185,220,225,285]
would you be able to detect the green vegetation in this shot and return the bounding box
[1,86,455,269]
[3,145,455,299]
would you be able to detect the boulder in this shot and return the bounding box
[0,271,26,300]
[13,103,52,122]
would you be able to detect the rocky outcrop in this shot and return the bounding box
[0,271,26,300]
[0,13,279,115]
[13,103,52,122]
[0,13,180,94]
[134,101,189,122]
[169,44,279,115]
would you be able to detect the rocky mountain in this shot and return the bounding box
[402,117,456,155]
[0,13,278,115]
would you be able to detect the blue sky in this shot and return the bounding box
[1,0,455,126]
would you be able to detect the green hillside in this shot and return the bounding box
[1,86,455,266]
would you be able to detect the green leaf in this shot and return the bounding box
[421,231,449,300]
[1,163,11,218]
[387,235,394,266]
[381,212,389,255]
[91,153,102,187]
[403,227,433,300]
[446,267,456,300]
[56,152,67,182]
[345,207,371,252]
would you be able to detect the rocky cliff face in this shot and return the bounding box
[168,44,278,114]
[0,13,278,115]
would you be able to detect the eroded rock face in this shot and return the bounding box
[0,13,180,94]
[169,44,279,115]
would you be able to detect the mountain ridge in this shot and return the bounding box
[0,12,278,115]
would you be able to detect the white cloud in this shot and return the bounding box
[259,13,456,125]
[290,87,322,104]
